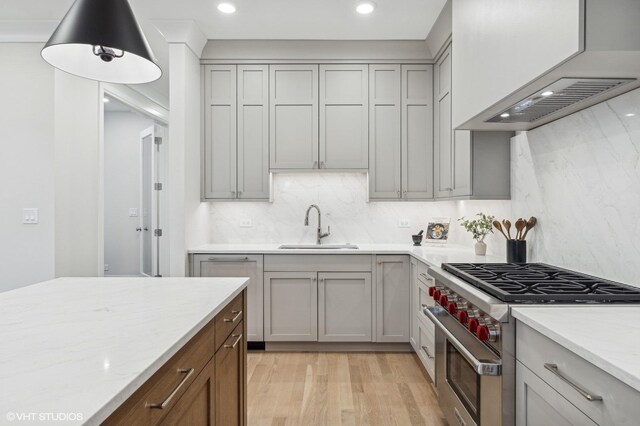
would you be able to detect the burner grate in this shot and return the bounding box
[442,263,640,303]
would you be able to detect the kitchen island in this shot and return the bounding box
[0,277,248,425]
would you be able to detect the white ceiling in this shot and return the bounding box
[1,0,447,40]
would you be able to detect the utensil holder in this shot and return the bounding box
[506,240,527,263]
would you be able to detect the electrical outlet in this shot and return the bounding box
[398,218,410,228]
[22,208,39,224]
[128,208,138,217]
[240,219,253,228]
[104,264,110,272]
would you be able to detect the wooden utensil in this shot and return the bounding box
[514,218,526,240]
[521,216,537,240]
[493,220,509,240]
[502,219,512,240]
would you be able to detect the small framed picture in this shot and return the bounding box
[425,217,450,244]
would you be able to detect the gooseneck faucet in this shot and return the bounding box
[304,204,330,245]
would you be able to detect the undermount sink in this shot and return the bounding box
[278,244,359,250]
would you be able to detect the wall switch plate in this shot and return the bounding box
[22,208,39,224]
[398,218,410,228]
[128,208,138,217]
[240,219,253,228]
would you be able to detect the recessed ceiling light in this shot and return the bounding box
[217,2,236,13]
[356,2,376,14]
[103,98,110,103]
[625,113,636,117]
[500,112,510,118]
[541,91,554,97]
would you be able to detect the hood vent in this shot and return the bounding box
[488,78,635,124]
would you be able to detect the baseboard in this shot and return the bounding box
[248,341,265,351]
[264,342,413,352]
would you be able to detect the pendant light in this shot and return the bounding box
[41,0,162,84]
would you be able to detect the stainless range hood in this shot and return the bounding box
[458,0,640,131]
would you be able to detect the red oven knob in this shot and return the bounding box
[477,325,490,341]
[428,287,436,297]
[468,318,479,333]
[432,289,441,301]
[447,302,458,315]
[439,294,449,306]
[457,310,468,324]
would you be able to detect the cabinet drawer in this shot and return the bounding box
[264,254,372,272]
[104,318,217,425]
[516,321,640,425]
[417,321,436,382]
[215,293,244,351]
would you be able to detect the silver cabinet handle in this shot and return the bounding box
[146,368,194,409]
[136,227,142,232]
[544,363,603,402]
[419,273,431,280]
[207,256,249,262]
[397,190,401,197]
[402,190,408,197]
[313,161,318,168]
[443,187,453,191]
[224,333,243,349]
[421,345,434,359]
[320,161,325,168]
[223,310,242,323]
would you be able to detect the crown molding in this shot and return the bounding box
[152,20,207,58]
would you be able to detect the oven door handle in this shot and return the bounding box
[424,306,502,376]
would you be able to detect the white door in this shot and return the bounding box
[139,125,166,277]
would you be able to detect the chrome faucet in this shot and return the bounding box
[304,204,330,245]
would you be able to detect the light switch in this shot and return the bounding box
[129,208,138,217]
[240,219,253,228]
[398,218,410,228]
[23,208,39,224]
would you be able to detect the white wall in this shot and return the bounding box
[0,43,55,292]
[207,172,510,254]
[103,111,154,275]
[512,87,640,287]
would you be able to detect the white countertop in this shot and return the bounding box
[512,306,640,393]
[0,277,248,425]
[188,243,503,267]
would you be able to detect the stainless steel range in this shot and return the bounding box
[424,263,640,426]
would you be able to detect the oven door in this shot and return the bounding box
[424,306,502,426]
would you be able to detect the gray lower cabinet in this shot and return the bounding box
[191,254,264,342]
[409,258,419,349]
[318,272,372,342]
[269,65,319,169]
[375,255,410,342]
[264,272,318,341]
[203,64,269,200]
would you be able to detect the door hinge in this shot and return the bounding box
[154,136,162,145]
[154,182,163,191]
[154,229,163,237]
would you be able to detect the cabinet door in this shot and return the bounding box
[401,65,434,200]
[318,272,372,342]
[159,357,216,426]
[409,258,419,350]
[269,65,319,169]
[375,255,410,342]
[264,272,318,341]
[237,65,269,200]
[433,46,453,199]
[191,255,264,342]
[215,322,245,426]
[204,65,237,199]
[319,65,369,169]
[516,361,597,426]
[368,64,401,200]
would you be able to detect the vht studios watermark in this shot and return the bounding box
[5,412,84,422]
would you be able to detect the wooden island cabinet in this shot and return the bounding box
[104,290,247,426]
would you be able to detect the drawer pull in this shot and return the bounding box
[419,273,432,281]
[421,345,434,359]
[224,333,243,349]
[223,310,243,323]
[207,256,249,262]
[146,368,195,409]
[544,363,603,402]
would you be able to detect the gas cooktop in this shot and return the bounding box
[442,263,640,303]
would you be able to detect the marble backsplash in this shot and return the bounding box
[208,172,511,256]
[511,87,640,286]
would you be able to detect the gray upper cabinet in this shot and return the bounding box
[368,65,402,199]
[203,65,237,199]
[269,65,319,170]
[401,65,434,200]
[375,255,410,342]
[319,65,369,169]
[237,65,269,199]
[203,64,269,201]
[434,47,454,199]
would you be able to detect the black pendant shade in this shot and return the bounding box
[41,0,162,84]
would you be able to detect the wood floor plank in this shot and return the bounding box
[247,352,446,426]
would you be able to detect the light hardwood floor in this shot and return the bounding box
[247,352,446,426]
